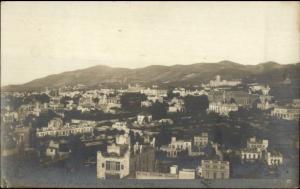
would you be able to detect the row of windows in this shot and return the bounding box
[204,171,226,179]
[102,161,124,171]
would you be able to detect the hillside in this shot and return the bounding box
[2,61,300,92]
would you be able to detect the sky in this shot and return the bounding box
[1,1,300,86]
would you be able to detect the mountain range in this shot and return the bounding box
[2,60,300,92]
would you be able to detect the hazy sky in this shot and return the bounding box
[2,1,300,85]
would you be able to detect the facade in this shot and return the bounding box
[97,141,155,179]
[208,91,258,107]
[265,151,283,166]
[271,106,300,121]
[141,88,168,97]
[208,102,239,116]
[246,137,268,152]
[249,85,270,95]
[209,75,241,87]
[200,160,230,179]
[194,133,209,147]
[36,118,94,137]
[257,100,277,110]
[137,113,152,125]
[97,144,130,179]
[160,137,192,157]
[240,148,261,161]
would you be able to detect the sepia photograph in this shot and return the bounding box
[1,1,299,188]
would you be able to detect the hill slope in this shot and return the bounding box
[2,61,300,91]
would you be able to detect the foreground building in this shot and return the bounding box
[200,160,230,179]
[97,140,155,179]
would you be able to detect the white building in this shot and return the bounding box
[265,151,283,166]
[257,100,277,110]
[249,84,270,95]
[37,118,94,137]
[97,142,156,179]
[271,106,300,121]
[160,137,192,157]
[137,113,152,125]
[240,148,261,161]
[193,133,209,147]
[209,75,241,87]
[97,144,130,179]
[200,160,230,179]
[141,88,168,97]
[247,137,268,152]
[208,102,239,116]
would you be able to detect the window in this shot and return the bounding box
[102,163,104,168]
[106,161,121,171]
[106,161,111,170]
[121,165,124,170]
[221,173,224,179]
[116,162,120,171]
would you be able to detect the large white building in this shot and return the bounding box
[97,141,156,179]
[36,118,94,137]
[208,102,239,116]
[209,75,241,87]
[271,106,300,121]
[240,148,261,161]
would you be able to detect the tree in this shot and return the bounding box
[184,95,209,115]
[148,101,167,120]
[120,92,146,112]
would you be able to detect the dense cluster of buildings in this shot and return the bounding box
[1,74,296,181]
